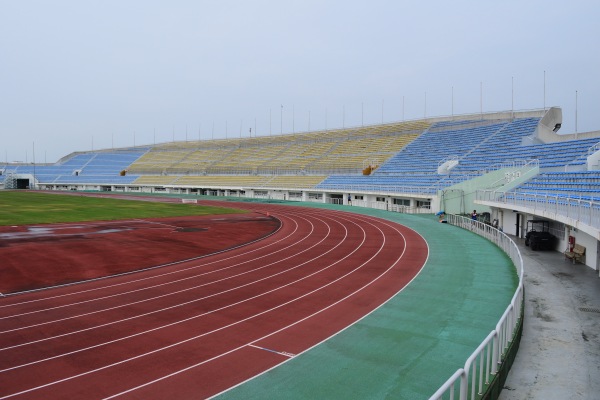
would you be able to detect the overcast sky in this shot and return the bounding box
[1,0,599,163]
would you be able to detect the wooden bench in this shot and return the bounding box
[565,244,586,264]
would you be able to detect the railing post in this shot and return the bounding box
[460,369,468,400]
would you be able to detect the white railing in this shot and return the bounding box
[587,140,600,157]
[430,216,524,400]
[477,190,600,230]
[348,199,431,214]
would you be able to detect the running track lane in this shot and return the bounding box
[0,202,428,399]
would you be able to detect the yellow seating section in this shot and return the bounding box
[133,175,180,185]
[261,175,327,188]
[175,175,268,187]
[127,120,429,180]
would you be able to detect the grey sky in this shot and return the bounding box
[1,0,599,163]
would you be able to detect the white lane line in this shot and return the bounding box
[0,211,312,314]
[0,214,348,368]
[104,214,397,400]
[2,210,412,400]
[130,219,181,229]
[0,213,324,334]
[247,344,295,358]
[0,215,368,399]
[0,207,328,309]
[211,213,429,399]
[0,216,329,352]
[0,210,305,308]
[0,214,305,323]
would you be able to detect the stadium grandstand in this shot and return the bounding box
[1,106,599,274]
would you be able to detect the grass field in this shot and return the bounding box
[0,191,246,226]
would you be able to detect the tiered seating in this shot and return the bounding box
[258,142,339,172]
[60,153,96,167]
[128,150,197,173]
[133,176,180,185]
[2,151,144,184]
[175,175,268,187]
[375,120,509,175]
[1,165,75,183]
[455,119,597,172]
[307,134,419,172]
[127,121,427,176]
[168,147,235,174]
[317,118,539,193]
[261,175,326,188]
[36,151,145,184]
[132,174,327,189]
[515,171,600,201]
[12,114,600,197]
[81,152,143,175]
[53,175,140,184]
[207,144,289,173]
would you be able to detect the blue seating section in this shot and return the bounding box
[374,120,510,175]
[318,117,600,194]
[451,118,540,172]
[514,171,600,202]
[318,119,530,192]
[1,151,145,184]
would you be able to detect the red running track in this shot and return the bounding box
[0,202,428,399]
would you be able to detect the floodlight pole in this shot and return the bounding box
[451,87,454,118]
[32,141,35,190]
[575,90,578,137]
[543,70,546,111]
[293,104,295,133]
[480,82,483,119]
[361,102,364,126]
[511,77,514,120]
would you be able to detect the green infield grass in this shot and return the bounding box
[0,191,246,226]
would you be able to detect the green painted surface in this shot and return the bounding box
[215,203,518,399]
[0,191,245,225]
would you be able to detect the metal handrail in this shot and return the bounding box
[477,189,600,231]
[430,216,524,400]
